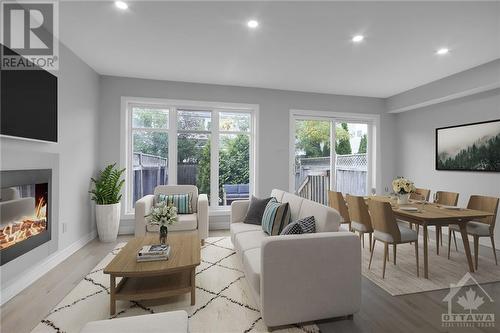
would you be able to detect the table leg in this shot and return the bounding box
[110,275,116,316]
[436,226,440,255]
[458,223,475,273]
[190,268,196,305]
[423,224,429,279]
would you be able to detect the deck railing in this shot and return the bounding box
[295,154,367,204]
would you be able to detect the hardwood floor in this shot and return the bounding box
[2,231,499,333]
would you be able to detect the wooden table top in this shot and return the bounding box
[104,231,201,277]
[367,196,493,222]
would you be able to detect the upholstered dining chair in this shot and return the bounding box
[433,191,460,248]
[448,195,499,269]
[368,200,419,278]
[328,191,351,231]
[410,188,431,201]
[407,188,430,230]
[346,195,374,251]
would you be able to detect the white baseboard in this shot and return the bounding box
[0,230,97,306]
[119,219,135,235]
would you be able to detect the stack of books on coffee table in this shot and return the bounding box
[137,244,171,262]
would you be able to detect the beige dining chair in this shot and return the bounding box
[368,200,419,279]
[434,191,460,249]
[346,195,374,251]
[328,191,351,231]
[448,195,499,269]
[407,187,430,242]
[410,188,431,201]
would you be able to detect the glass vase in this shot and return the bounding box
[159,225,168,245]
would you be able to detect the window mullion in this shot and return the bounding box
[169,108,177,185]
[210,111,220,206]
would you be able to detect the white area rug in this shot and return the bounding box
[32,237,319,333]
[361,234,500,296]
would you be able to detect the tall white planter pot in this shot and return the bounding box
[95,202,121,242]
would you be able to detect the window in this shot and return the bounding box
[177,110,211,200]
[131,106,169,207]
[218,112,251,207]
[123,99,257,214]
[290,110,378,205]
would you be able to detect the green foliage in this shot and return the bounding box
[89,163,126,205]
[218,135,250,198]
[196,135,250,201]
[437,134,500,171]
[197,141,211,195]
[335,122,352,155]
[358,134,367,154]
[295,120,350,158]
[133,131,168,158]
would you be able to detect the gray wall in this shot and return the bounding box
[394,88,500,246]
[0,44,100,298]
[98,76,395,201]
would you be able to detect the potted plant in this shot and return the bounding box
[392,176,416,205]
[145,202,177,244]
[89,163,125,242]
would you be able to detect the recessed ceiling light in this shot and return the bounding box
[436,48,450,55]
[247,20,259,29]
[352,35,364,43]
[115,1,128,10]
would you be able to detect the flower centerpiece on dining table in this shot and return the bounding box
[145,201,177,244]
[392,176,416,205]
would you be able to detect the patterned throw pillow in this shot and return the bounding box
[156,193,193,214]
[261,198,291,235]
[280,216,316,235]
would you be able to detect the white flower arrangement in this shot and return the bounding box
[392,177,416,195]
[145,201,177,227]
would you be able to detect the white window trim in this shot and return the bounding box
[289,109,380,195]
[120,96,259,219]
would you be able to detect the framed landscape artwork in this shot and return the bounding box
[436,119,500,172]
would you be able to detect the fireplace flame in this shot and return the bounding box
[35,196,46,219]
[0,198,47,250]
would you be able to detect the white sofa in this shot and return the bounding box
[230,189,361,328]
[135,185,208,242]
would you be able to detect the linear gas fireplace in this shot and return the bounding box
[1,169,51,265]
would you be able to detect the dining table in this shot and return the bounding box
[367,196,494,279]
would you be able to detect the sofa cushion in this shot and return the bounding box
[270,189,285,202]
[280,216,316,235]
[242,247,261,295]
[279,221,303,235]
[156,193,193,214]
[298,199,340,232]
[243,195,273,225]
[146,213,197,232]
[224,184,239,194]
[154,185,198,212]
[234,230,267,253]
[280,192,304,221]
[230,223,261,242]
[262,198,291,235]
[238,184,249,194]
[81,311,188,333]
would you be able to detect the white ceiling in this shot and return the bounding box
[59,1,500,98]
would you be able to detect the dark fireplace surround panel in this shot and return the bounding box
[1,169,52,265]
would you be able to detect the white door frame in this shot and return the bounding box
[289,109,380,195]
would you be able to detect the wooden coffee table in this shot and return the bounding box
[103,231,200,315]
